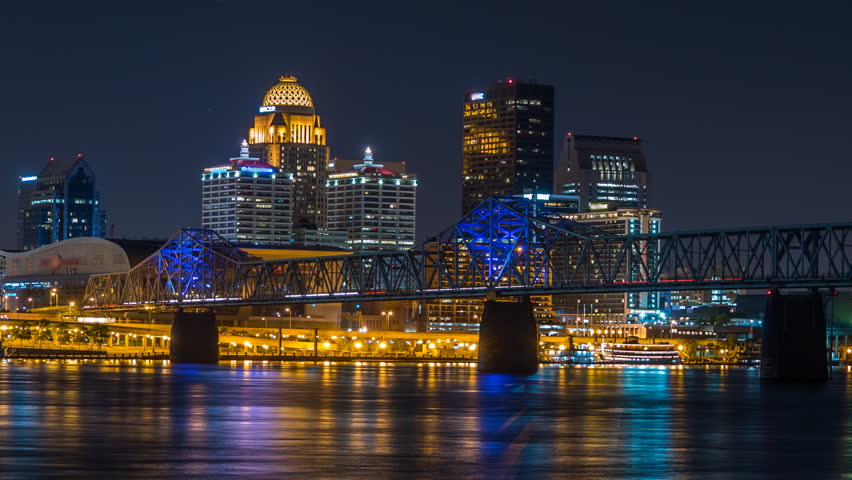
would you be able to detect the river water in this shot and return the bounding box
[0,361,850,479]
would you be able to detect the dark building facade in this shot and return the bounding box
[461,79,554,215]
[247,76,330,228]
[553,134,649,212]
[16,155,107,251]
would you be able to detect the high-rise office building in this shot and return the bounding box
[553,134,649,212]
[16,155,107,251]
[326,148,417,252]
[201,141,294,245]
[247,76,329,227]
[462,78,554,214]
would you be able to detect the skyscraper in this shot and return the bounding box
[553,134,649,212]
[462,78,554,214]
[326,147,417,252]
[201,141,293,245]
[16,155,107,251]
[247,76,329,227]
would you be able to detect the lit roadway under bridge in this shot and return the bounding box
[83,197,852,309]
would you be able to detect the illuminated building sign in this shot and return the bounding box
[39,254,79,274]
[522,193,551,201]
[20,176,37,182]
[259,106,276,113]
[470,92,485,101]
[240,166,275,174]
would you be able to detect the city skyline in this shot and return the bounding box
[2,2,851,248]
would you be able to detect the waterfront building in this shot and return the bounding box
[553,134,649,212]
[665,289,741,312]
[201,141,294,245]
[16,155,108,251]
[418,299,483,333]
[662,267,743,319]
[0,237,162,311]
[553,208,662,326]
[247,76,329,227]
[462,78,554,214]
[326,147,416,252]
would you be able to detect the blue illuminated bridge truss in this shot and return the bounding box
[83,197,852,309]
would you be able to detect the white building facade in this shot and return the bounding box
[201,141,294,245]
[326,148,416,252]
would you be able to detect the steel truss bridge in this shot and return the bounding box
[84,197,852,309]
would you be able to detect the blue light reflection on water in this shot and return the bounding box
[0,362,850,479]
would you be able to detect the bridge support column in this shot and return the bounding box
[477,297,538,375]
[169,308,219,364]
[761,291,828,381]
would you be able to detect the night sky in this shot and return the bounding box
[1,1,850,248]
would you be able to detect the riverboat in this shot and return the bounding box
[599,342,682,364]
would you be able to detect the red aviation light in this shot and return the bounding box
[632,136,638,141]
[507,78,514,84]
[567,132,573,136]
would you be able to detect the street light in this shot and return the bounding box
[382,311,393,331]
[50,288,58,307]
[576,299,581,330]
[68,301,75,314]
[285,308,292,330]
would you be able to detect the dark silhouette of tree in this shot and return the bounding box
[88,324,110,346]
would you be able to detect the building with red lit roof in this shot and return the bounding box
[328,157,407,175]
[201,141,294,245]
[326,147,417,252]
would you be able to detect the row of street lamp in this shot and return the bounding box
[272,308,393,332]
[18,288,75,313]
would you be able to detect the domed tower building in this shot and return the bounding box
[248,76,329,228]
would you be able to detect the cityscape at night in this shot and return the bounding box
[1,1,851,478]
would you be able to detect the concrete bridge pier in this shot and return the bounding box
[477,297,538,375]
[169,308,219,364]
[760,290,828,381]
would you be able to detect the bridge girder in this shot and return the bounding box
[84,198,852,309]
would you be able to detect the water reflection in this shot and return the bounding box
[0,361,849,478]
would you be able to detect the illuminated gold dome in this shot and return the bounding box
[261,76,314,108]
